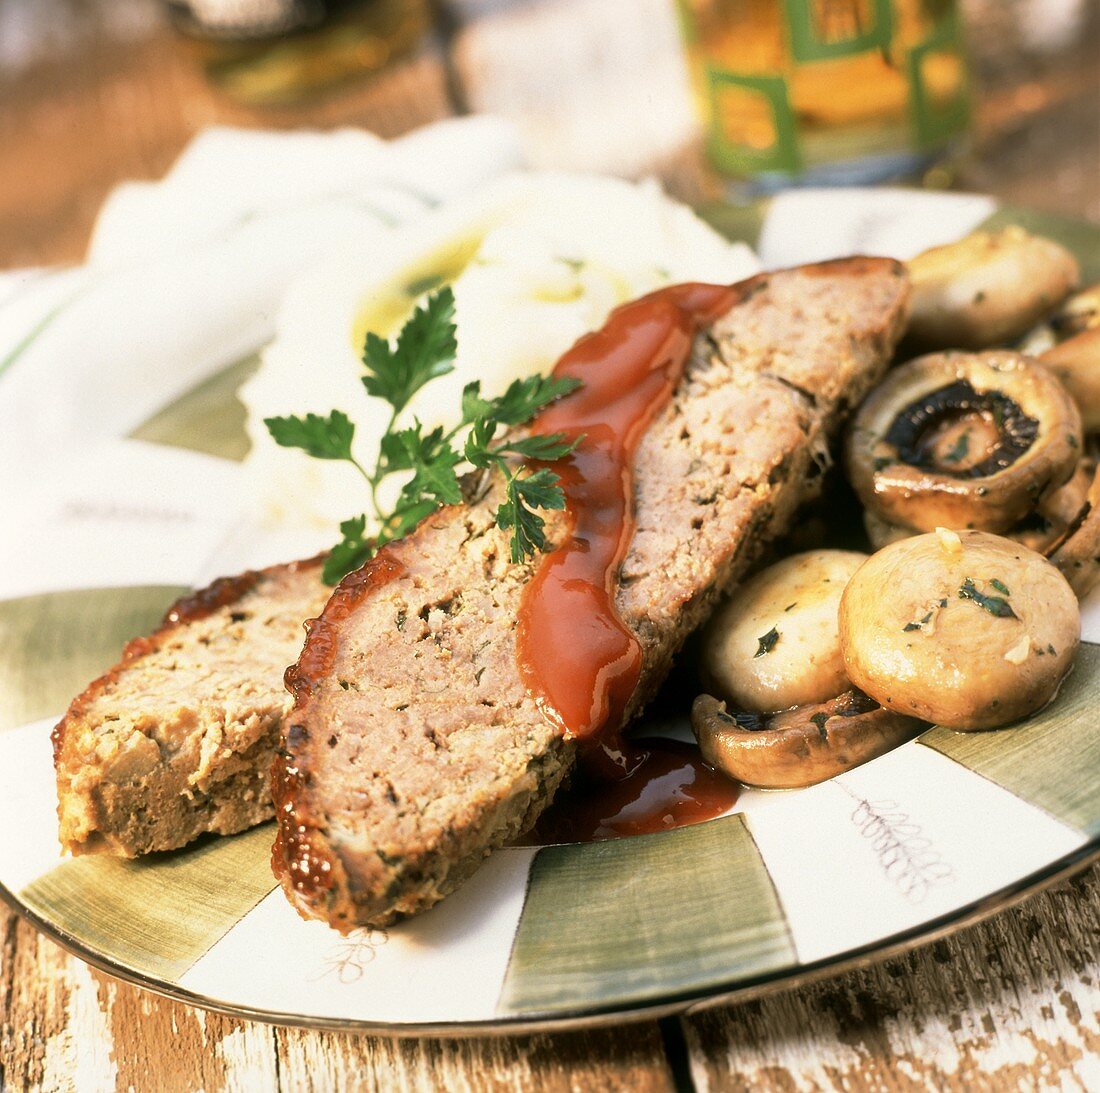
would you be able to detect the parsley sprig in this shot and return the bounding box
[264,287,581,584]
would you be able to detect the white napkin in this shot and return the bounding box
[757,188,997,269]
[0,117,523,599]
[0,117,523,477]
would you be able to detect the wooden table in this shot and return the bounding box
[2,1,1098,1088]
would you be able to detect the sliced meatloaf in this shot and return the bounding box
[54,557,329,856]
[273,258,911,931]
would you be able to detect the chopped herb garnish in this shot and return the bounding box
[990,578,1011,596]
[754,627,780,658]
[784,602,797,612]
[942,430,971,464]
[958,577,1017,619]
[903,605,939,632]
[265,287,581,583]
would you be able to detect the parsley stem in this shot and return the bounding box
[348,455,373,484]
[369,479,386,523]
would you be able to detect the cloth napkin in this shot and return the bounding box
[0,116,523,480]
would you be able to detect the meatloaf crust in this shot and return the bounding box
[53,557,329,856]
[273,258,911,931]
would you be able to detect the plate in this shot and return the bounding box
[1,194,1099,1034]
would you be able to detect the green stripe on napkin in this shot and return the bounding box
[921,643,1100,838]
[0,586,185,733]
[697,199,770,252]
[19,823,277,983]
[129,352,261,462]
[498,814,794,1015]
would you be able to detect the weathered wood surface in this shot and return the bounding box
[0,902,676,1092]
[1,0,1099,1089]
[1,0,1096,269]
[3,864,1099,1090]
[686,865,1100,1092]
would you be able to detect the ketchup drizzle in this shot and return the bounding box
[516,282,741,835]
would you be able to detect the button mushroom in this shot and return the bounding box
[1019,285,1100,432]
[839,530,1080,731]
[1020,282,1100,355]
[864,457,1096,558]
[846,351,1081,533]
[700,550,868,714]
[1042,330,1100,436]
[691,691,922,789]
[1049,462,1100,597]
[907,227,1079,349]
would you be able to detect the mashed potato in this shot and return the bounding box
[240,172,757,548]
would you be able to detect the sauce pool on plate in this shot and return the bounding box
[529,738,738,844]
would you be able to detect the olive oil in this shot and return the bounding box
[676,0,971,187]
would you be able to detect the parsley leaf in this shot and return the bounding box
[496,469,568,564]
[361,287,458,414]
[381,496,439,546]
[462,416,499,469]
[489,374,582,425]
[404,451,463,507]
[266,287,583,584]
[323,515,374,586]
[497,432,579,461]
[264,410,356,461]
[460,380,494,425]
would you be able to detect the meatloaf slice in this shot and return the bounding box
[53,557,329,856]
[273,258,911,931]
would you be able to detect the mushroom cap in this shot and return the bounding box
[846,350,1082,533]
[691,691,922,789]
[863,457,1096,556]
[908,227,1079,349]
[1050,462,1100,597]
[1020,282,1100,356]
[839,530,1080,730]
[1043,328,1100,433]
[701,550,867,714]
